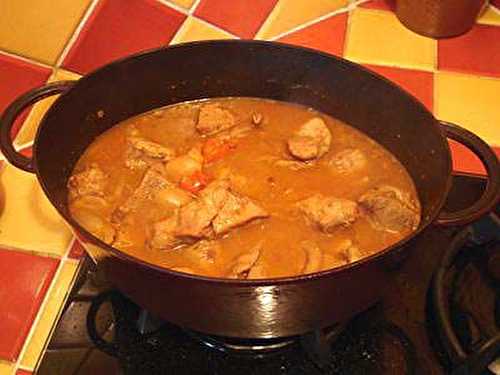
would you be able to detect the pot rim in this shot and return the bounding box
[33,39,453,286]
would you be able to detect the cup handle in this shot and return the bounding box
[0,81,75,173]
[436,121,500,226]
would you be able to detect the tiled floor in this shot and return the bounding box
[0,0,499,373]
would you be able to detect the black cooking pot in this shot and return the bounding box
[1,41,498,339]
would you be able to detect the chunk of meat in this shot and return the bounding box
[200,179,232,210]
[330,148,366,173]
[227,244,261,279]
[150,179,269,248]
[125,137,176,169]
[297,194,359,232]
[113,165,170,221]
[301,240,323,274]
[68,164,107,200]
[212,192,269,235]
[165,147,203,183]
[155,184,193,208]
[149,215,181,250]
[175,199,218,239]
[196,103,236,135]
[359,185,420,233]
[174,180,231,239]
[288,117,331,161]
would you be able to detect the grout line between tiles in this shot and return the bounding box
[54,0,101,68]
[12,72,54,149]
[169,0,209,44]
[254,0,280,39]
[194,16,240,39]
[342,5,356,57]
[17,364,33,373]
[0,243,64,260]
[433,70,439,117]
[434,32,439,72]
[0,50,53,71]
[13,238,82,374]
[189,0,203,15]
[268,0,370,41]
[14,140,34,151]
[12,260,65,373]
[168,17,190,44]
[156,0,189,15]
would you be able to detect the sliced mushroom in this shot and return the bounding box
[301,240,323,274]
[252,112,263,126]
[337,239,365,263]
[228,243,262,279]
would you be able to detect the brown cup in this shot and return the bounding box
[395,0,487,38]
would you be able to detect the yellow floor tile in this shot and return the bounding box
[256,0,349,40]
[20,261,79,371]
[435,72,500,145]
[477,5,500,26]
[15,69,82,146]
[0,163,72,256]
[0,361,14,375]
[0,0,92,65]
[169,0,195,10]
[170,16,235,44]
[344,8,436,71]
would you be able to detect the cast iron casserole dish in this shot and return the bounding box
[1,41,499,338]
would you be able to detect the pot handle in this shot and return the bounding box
[436,121,500,226]
[0,81,76,173]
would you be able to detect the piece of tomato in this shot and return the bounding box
[179,171,210,194]
[202,138,237,163]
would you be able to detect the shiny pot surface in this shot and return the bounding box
[1,41,498,338]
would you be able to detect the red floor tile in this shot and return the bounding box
[0,249,59,361]
[63,0,186,74]
[195,0,278,38]
[68,240,86,259]
[438,24,500,78]
[363,64,433,111]
[277,13,348,57]
[447,140,500,175]
[0,54,51,139]
[359,0,395,11]
[19,146,33,158]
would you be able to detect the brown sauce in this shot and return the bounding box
[68,98,421,279]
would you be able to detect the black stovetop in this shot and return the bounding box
[38,174,499,375]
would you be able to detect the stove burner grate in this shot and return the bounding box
[428,212,500,375]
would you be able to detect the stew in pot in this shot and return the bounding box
[68,98,421,279]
